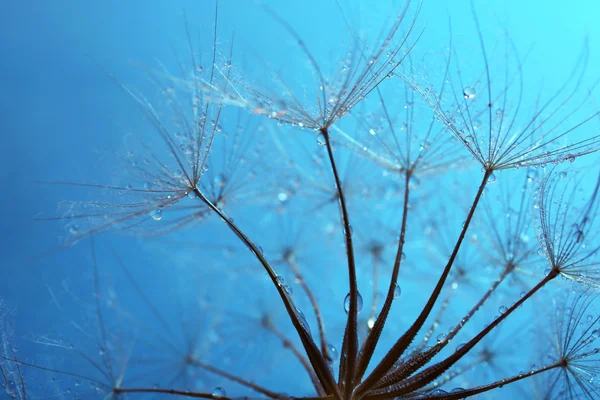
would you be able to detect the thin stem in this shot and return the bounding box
[410,289,454,357]
[357,170,491,395]
[321,127,358,397]
[444,263,514,342]
[286,255,331,363]
[114,387,230,399]
[373,263,516,389]
[188,357,285,399]
[264,316,326,396]
[388,270,558,396]
[355,170,411,383]
[366,360,563,400]
[193,188,340,398]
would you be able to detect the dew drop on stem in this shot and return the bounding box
[327,343,338,361]
[344,292,363,314]
[408,175,420,190]
[463,86,476,99]
[150,209,163,221]
[316,132,326,146]
[295,307,311,335]
[212,387,226,398]
[393,283,402,299]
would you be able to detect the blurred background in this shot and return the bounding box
[1,0,600,398]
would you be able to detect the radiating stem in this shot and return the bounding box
[193,188,340,398]
[320,127,358,398]
[286,255,331,363]
[357,170,491,395]
[114,387,229,399]
[188,356,286,398]
[263,316,326,396]
[387,269,558,396]
[355,170,411,383]
[410,290,454,357]
[373,263,516,389]
[444,263,514,343]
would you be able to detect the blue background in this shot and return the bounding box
[1,0,600,398]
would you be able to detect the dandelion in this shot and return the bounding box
[217,2,421,132]
[9,0,600,399]
[403,2,600,173]
[536,165,600,289]
[544,291,600,399]
[34,6,238,246]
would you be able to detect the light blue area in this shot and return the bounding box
[1,0,600,398]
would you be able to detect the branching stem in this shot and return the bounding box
[193,188,340,398]
[357,169,492,395]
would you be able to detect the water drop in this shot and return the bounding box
[463,86,476,99]
[537,248,545,257]
[327,343,338,361]
[498,305,508,314]
[393,283,402,299]
[278,192,289,202]
[214,174,228,187]
[317,132,327,146]
[565,154,576,163]
[408,175,420,190]
[369,128,377,135]
[487,172,497,184]
[295,307,311,334]
[367,315,376,329]
[559,171,567,179]
[344,292,363,314]
[150,209,163,221]
[212,387,226,398]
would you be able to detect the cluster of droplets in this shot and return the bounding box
[276,275,293,295]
